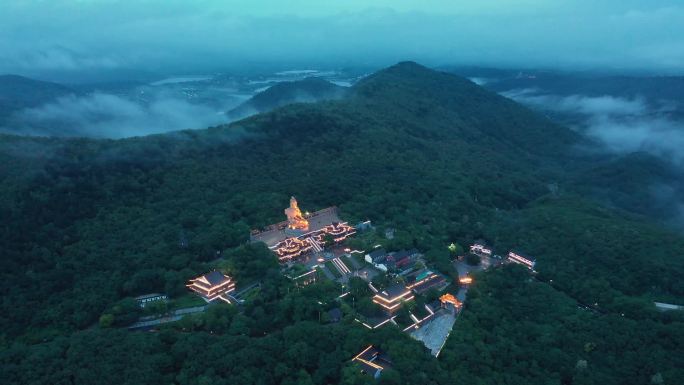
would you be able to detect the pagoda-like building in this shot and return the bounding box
[186,271,236,302]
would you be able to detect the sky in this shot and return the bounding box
[2,0,684,81]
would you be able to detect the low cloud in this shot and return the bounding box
[502,88,648,116]
[2,93,230,138]
[585,115,684,164]
[503,88,684,166]
[468,77,493,86]
[504,87,684,228]
[6,47,123,72]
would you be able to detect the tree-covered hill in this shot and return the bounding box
[1,62,682,384]
[227,76,347,120]
[0,75,77,121]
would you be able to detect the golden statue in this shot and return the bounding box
[285,196,309,231]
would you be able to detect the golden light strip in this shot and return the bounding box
[406,275,437,289]
[353,345,375,361]
[372,291,413,304]
[356,358,384,371]
[373,294,415,310]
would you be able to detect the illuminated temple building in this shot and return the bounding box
[372,283,414,314]
[186,271,236,302]
[352,345,392,379]
[440,293,462,313]
[405,269,446,294]
[507,250,536,270]
[250,197,356,262]
[470,242,492,256]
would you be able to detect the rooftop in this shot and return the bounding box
[509,250,536,262]
[204,271,230,286]
[368,248,387,260]
[352,345,392,377]
[378,283,411,300]
[393,248,419,259]
[134,293,165,300]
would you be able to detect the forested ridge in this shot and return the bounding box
[1,62,682,384]
[227,77,347,120]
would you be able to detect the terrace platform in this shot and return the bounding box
[410,311,456,357]
[251,207,341,247]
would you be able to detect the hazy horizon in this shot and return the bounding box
[2,1,684,83]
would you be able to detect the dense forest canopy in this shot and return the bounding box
[1,62,682,384]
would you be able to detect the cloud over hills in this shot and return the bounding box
[2,93,229,139]
[2,1,684,81]
[503,88,684,166]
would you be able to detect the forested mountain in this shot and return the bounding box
[227,77,347,120]
[1,62,682,385]
[0,75,76,120]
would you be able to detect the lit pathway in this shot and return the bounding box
[128,305,208,330]
[331,257,352,275]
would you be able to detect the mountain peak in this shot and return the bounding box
[353,61,476,96]
[382,61,430,74]
[348,61,580,157]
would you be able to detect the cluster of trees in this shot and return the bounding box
[2,271,447,385]
[440,266,684,385]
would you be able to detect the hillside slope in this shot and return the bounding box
[0,75,76,120]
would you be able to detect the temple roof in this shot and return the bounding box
[353,345,392,376]
[378,283,410,300]
[368,248,387,260]
[509,250,536,262]
[393,248,419,259]
[192,270,232,287]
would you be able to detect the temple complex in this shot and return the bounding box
[250,197,356,262]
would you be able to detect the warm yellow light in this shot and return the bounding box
[440,293,461,307]
[459,277,473,284]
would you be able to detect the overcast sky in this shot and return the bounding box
[2,0,684,80]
